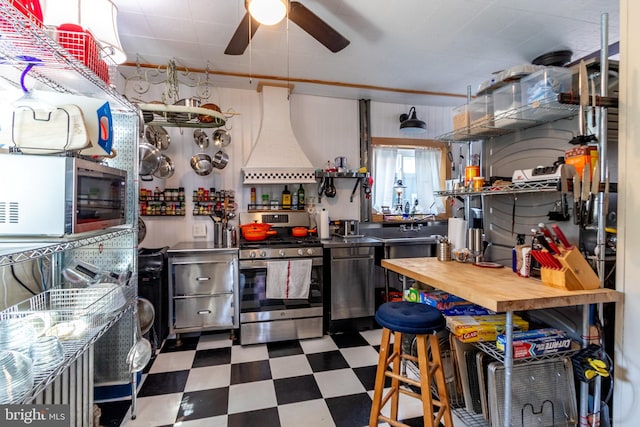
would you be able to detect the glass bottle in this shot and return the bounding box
[297,184,305,210]
[281,185,291,209]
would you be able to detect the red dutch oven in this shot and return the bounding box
[239,222,274,240]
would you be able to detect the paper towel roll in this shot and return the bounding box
[319,209,330,239]
[448,218,467,252]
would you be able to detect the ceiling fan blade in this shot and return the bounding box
[224,12,260,55]
[288,1,350,53]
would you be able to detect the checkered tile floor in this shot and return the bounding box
[97,329,436,427]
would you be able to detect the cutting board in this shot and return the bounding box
[25,91,113,156]
[12,104,90,154]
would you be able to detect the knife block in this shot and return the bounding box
[540,247,600,291]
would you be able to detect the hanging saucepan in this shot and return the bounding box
[139,142,161,181]
[145,125,170,150]
[212,129,231,147]
[193,129,209,149]
[153,154,175,179]
[325,177,337,198]
[190,153,213,176]
[212,149,229,170]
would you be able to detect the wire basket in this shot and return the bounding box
[0,285,134,342]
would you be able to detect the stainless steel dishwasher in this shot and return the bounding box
[328,246,375,324]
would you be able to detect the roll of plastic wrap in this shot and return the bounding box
[448,218,467,252]
[319,209,330,239]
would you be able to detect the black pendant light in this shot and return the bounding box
[399,106,426,134]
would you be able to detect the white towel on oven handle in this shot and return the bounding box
[266,259,312,299]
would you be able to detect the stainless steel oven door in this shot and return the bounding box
[238,257,323,322]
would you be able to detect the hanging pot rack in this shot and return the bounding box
[123,57,239,128]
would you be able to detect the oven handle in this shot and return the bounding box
[239,257,323,269]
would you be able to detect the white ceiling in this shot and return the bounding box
[110,0,619,106]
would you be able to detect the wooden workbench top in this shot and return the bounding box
[382,258,622,312]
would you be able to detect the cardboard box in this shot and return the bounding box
[405,288,467,309]
[447,314,529,342]
[442,304,495,317]
[496,328,573,359]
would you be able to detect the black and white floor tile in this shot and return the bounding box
[98,329,434,427]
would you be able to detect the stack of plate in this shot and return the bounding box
[29,336,64,376]
[0,318,36,355]
[0,350,34,403]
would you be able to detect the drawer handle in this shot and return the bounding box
[197,310,212,315]
[196,277,211,281]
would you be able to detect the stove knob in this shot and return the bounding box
[249,251,257,258]
[260,250,267,258]
[297,249,305,256]
[279,250,286,257]
[306,248,315,255]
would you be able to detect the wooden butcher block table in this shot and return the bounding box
[380,257,622,427]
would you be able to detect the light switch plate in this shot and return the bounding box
[192,223,207,237]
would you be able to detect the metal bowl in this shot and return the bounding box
[190,153,213,176]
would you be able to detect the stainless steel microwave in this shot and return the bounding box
[0,154,127,236]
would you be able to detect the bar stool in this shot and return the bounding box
[369,301,453,427]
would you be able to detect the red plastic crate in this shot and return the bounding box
[55,24,100,74]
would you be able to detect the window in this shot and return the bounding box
[371,139,446,216]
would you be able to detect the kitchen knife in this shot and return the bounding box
[590,76,597,128]
[587,162,599,225]
[579,60,589,137]
[536,235,559,255]
[538,222,554,240]
[551,224,573,250]
[581,163,590,227]
[541,250,562,269]
[573,173,581,225]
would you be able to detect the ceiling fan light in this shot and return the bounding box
[399,107,427,134]
[248,0,287,26]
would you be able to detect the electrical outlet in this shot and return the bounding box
[192,223,207,237]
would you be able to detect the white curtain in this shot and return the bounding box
[372,146,443,214]
[372,146,398,211]
[415,147,444,214]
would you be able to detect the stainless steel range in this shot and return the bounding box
[238,211,324,345]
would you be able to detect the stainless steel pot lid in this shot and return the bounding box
[193,129,209,149]
[145,125,170,150]
[212,129,231,147]
[139,142,161,176]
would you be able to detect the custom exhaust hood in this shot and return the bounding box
[242,84,316,184]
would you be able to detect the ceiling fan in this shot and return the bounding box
[224,0,350,55]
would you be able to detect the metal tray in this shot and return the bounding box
[487,357,577,427]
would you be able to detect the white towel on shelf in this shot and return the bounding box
[266,259,312,299]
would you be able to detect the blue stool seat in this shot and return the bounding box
[375,301,446,335]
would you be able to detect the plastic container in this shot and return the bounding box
[493,82,523,128]
[452,95,493,135]
[520,66,572,120]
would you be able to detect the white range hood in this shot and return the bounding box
[242,85,316,184]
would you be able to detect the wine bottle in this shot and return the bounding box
[297,184,305,210]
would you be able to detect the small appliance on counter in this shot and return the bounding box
[332,219,362,238]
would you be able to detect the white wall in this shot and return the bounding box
[614,1,640,424]
[121,74,456,248]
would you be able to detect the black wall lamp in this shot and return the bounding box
[399,106,427,134]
